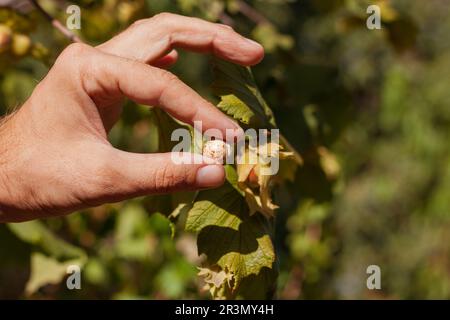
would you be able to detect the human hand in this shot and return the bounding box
[0,13,264,222]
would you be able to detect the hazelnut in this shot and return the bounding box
[203,140,229,164]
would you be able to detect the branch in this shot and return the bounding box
[30,0,83,43]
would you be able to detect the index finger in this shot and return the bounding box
[97,13,264,66]
[74,45,242,139]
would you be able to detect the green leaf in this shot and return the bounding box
[1,71,36,107]
[154,258,198,299]
[7,221,87,295]
[224,165,244,196]
[8,221,86,261]
[113,203,161,261]
[252,24,294,52]
[185,180,276,297]
[25,253,82,296]
[211,58,276,128]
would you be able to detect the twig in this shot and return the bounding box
[236,0,270,25]
[30,0,83,43]
[219,11,235,28]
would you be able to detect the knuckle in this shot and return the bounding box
[155,164,173,193]
[130,18,148,28]
[160,69,179,83]
[155,164,194,193]
[56,43,94,72]
[152,12,174,24]
[60,43,91,61]
[157,69,179,92]
[156,70,181,102]
[86,154,118,196]
[129,14,176,38]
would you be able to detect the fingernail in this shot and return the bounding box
[196,165,225,188]
[219,23,234,30]
[244,37,262,48]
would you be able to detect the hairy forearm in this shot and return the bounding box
[0,116,10,222]
[0,107,41,223]
[0,111,19,222]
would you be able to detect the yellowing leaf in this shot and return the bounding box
[198,266,234,299]
[237,142,296,218]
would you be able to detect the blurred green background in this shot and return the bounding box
[1,0,450,299]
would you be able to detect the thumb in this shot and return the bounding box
[100,150,225,201]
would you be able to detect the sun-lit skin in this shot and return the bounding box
[0,13,264,223]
